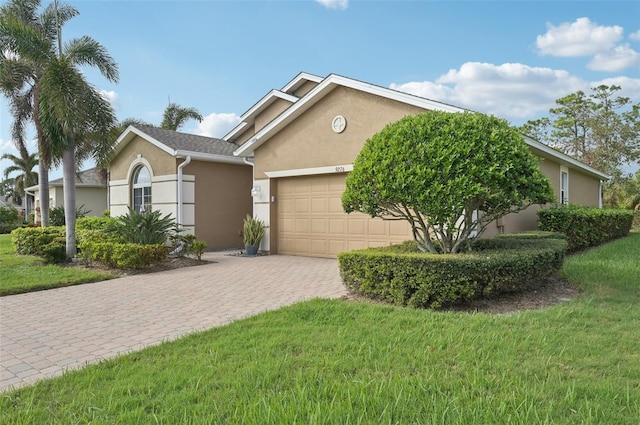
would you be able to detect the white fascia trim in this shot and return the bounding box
[242,90,298,121]
[175,150,247,165]
[114,125,175,157]
[222,90,299,142]
[524,136,610,180]
[222,121,248,142]
[281,72,324,93]
[234,74,466,157]
[265,164,353,178]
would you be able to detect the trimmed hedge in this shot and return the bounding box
[11,226,64,256]
[338,233,568,309]
[538,206,633,251]
[79,240,169,269]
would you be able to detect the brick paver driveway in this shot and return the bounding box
[0,252,347,392]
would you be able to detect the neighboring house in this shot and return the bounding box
[108,125,252,250]
[26,167,108,222]
[0,195,23,213]
[227,72,609,258]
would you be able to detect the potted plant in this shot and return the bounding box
[242,215,266,256]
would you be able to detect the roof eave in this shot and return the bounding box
[176,150,248,165]
[234,73,466,157]
[223,90,298,142]
[524,136,610,180]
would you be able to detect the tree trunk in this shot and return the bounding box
[38,161,49,226]
[62,146,76,259]
[33,87,50,227]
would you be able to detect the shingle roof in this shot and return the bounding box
[135,126,237,157]
[49,168,107,187]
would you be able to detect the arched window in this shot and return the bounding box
[132,165,152,213]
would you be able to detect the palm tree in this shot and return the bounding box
[160,102,203,131]
[1,0,118,258]
[1,0,53,225]
[1,148,38,206]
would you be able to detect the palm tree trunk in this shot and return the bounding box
[33,89,50,227]
[38,161,50,226]
[62,146,76,259]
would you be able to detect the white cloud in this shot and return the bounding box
[536,17,623,57]
[588,44,640,72]
[191,112,241,138]
[630,30,640,41]
[99,90,118,105]
[315,0,348,10]
[591,76,640,100]
[390,62,587,120]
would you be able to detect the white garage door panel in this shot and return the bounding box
[277,174,412,258]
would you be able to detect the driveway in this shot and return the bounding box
[0,252,347,392]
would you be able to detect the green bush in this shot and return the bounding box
[538,205,633,251]
[80,240,169,269]
[41,237,67,264]
[113,208,177,245]
[338,234,568,309]
[49,205,90,226]
[10,226,67,263]
[76,216,118,231]
[191,240,207,260]
[0,206,22,234]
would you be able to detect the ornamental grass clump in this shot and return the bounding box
[242,215,266,247]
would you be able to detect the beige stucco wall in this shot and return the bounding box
[31,185,107,222]
[254,86,424,178]
[250,85,605,252]
[292,80,319,98]
[109,136,176,180]
[568,168,600,206]
[254,98,293,131]
[234,124,255,146]
[184,160,253,250]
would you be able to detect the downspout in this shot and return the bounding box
[599,180,603,208]
[242,157,254,167]
[177,156,191,226]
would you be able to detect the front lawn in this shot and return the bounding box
[0,234,114,296]
[1,233,638,424]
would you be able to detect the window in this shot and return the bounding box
[560,170,568,205]
[132,166,151,213]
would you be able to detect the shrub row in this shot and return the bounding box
[79,240,169,269]
[11,227,67,263]
[538,206,633,251]
[338,233,568,309]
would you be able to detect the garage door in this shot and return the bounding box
[277,173,413,258]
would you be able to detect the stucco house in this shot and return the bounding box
[108,125,252,250]
[226,72,609,258]
[26,167,108,222]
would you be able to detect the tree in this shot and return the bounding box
[1,148,38,205]
[520,85,639,179]
[35,1,118,259]
[0,178,19,204]
[0,0,70,226]
[160,102,203,131]
[342,111,554,254]
[1,0,118,258]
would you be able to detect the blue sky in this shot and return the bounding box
[1,0,639,179]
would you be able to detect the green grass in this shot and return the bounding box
[0,233,114,296]
[1,234,639,424]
